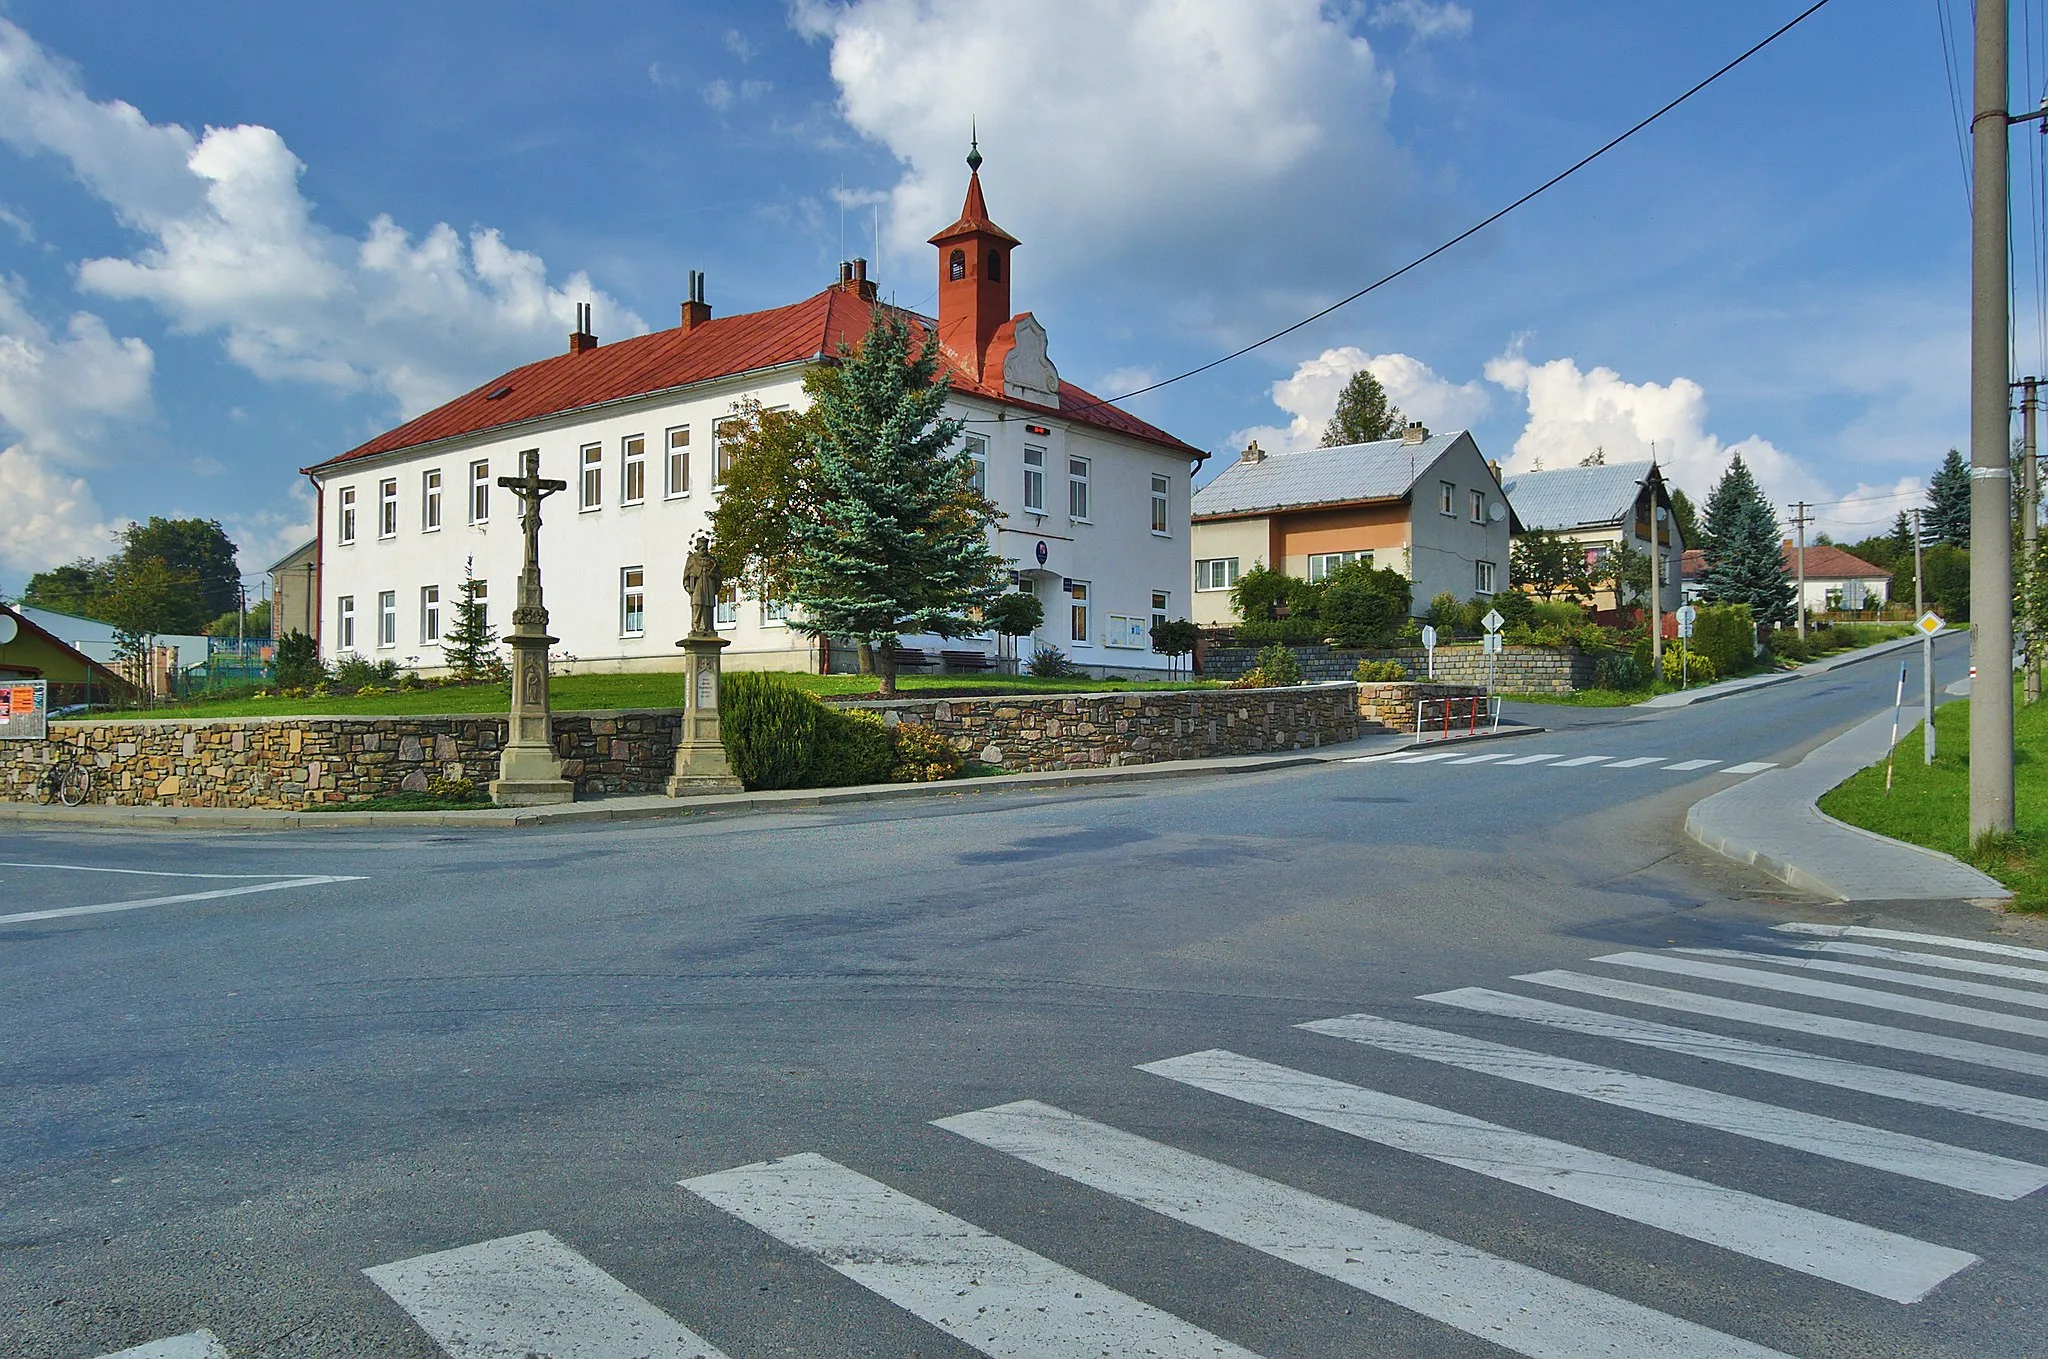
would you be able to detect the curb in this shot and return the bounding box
[1639,631,1945,710]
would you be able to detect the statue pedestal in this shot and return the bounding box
[667,634,742,794]
[491,626,574,806]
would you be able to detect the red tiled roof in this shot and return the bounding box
[306,285,1196,472]
[928,170,1020,247]
[1778,541,1892,579]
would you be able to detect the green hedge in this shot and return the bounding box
[720,673,942,790]
[1691,603,1754,676]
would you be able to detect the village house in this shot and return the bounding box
[1497,460,1685,613]
[302,150,1204,678]
[1187,427,1515,627]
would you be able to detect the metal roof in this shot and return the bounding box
[1498,461,1655,532]
[1191,431,1473,518]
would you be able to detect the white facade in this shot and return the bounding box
[312,371,1195,677]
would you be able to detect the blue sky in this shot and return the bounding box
[0,1,2007,592]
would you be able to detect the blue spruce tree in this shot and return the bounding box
[1924,448,1971,549]
[1698,453,1796,631]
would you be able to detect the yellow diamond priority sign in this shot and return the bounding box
[1917,611,1944,636]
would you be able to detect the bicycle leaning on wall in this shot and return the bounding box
[31,745,92,807]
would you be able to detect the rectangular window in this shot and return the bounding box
[665,426,691,498]
[337,596,355,650]
[378,590,397,647]
[379,479,399,538]
[622,435,646,505]
[580,443,602,510]
[715,585,738,629]
[1475,560,1497,594]
[965,432,988,497]
[1195,557,1241,591]
[1150,473,1170,535]
[1068,456,1091,521]
[338,487,357,545]
[1307,550,1373,583]
[469,460,489,523]
[1069,579,1090,644]
[423,469,443,531]
[761,595,790,626]
[1150,589,1170,641]
[1469,488,1485,524]
[1023,446,1046,512]
[471,579,489,635]
[713,417,742,487]
[620,567,645,636]
[420,585,441,643]
[1439,481,1456,516]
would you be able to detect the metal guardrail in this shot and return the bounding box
[1414,695,1502,742]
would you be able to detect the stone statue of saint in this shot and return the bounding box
[683,533,722,638]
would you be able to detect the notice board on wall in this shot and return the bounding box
[0,680,47,740]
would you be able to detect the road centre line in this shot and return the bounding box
[1520,969,2048,1080]
[0,860,291,879]
[1426,986,2048,1133]
[1673,947,2048,1014]
[1784,939,2048,987]
[1140,1049,1975,1302]
[937,1100,1798,1359]
[0,875,365,926]
[1298,1014,2045,1198]
[684,1153,1260,1358]
[366,1230,729,1359]
[92,1333,227,1359]
[1776,922,2048,966]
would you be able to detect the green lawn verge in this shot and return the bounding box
[1817,681,2048,911]
[1502,688,1659,708]
[78,669,1218,720]
[300,794,494,813]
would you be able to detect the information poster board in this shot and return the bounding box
[0,679,47,741]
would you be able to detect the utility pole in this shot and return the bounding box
[2023,377,2040,704]
[1970,0,2016,838]
[1915,508,1934,764]
[1790,501,1812,639]
[1647,471,1663,676]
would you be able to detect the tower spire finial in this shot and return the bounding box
[966,120,982,173]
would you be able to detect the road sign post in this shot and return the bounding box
[1675,605,1697,689]
[1481,608,1504,697]
[1421,624,1438,679]
[1918,611,1945,763]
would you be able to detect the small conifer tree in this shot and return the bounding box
[1320,369,1405,446]
[442,555,501,682]
[1925,448,1971,548]
[1699,453,1796,631]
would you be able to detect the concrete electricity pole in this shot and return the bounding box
[1790,501,1811,638]
[1647,472,1663,675]
[1916,508,1934,764]
[2023,377,2040,705]
[1970,0,2016,839]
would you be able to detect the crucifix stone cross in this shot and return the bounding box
[498,448,567,623]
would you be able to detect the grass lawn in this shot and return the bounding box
[1503,688,1659,708]
[78,669,1219,720]
[1818,681,2048,911]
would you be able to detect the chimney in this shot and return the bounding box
[1401,421,1428,445]
[1488,459,1503,483]
[678,270,711,332]
[836,258,878,301]
[568,301,598,354]
[1240,440,1266,464]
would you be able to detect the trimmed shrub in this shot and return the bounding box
[1233,616,1327,644]
[1028,643,1079,677]
[720,672,820,790]
[1489,589,1536,630]
[1662,644,1717,686]
[1320,562,1411,647]
[808,706,894,787]
[1231,564,1317,626]
[1255,643,1302,685]
[1594,651,1644,690]
[1767,627,1813,664]
[1354,658,1409,682]
[1692,603,1754,676]
[426,774,480,802]
[1425,591,1463,634]
[891,721,963,782]
[272,630,326,689]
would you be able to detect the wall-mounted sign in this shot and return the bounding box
[1105,615,1148,649]
[1025,424,1052,436]
[0,679,47,741]
[1035,541,1049,565]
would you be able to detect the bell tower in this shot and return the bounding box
[928,134,1019,384]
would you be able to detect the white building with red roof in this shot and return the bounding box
[302,150,1204,677]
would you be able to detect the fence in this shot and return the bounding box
[1414,694,1501,742]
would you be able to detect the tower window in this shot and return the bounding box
[949,249,966,281]
[988,249,1002,282]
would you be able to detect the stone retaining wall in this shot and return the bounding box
[1205,643,1598,693]
[1355,682,1489,733]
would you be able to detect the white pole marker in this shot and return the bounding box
[937,1100,1798,1359]
[682,1153,1260,1358]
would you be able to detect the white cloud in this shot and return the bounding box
[1368,1,1474,41]
[0,445,115,576]
[793,0,1412,303]
[224,483,316,578]
[0,18,645,422]
[1228,345,1488,452]
[0,276,154,461]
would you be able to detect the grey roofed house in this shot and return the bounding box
[1498,460,1661,532]
[1193,430,1479,518]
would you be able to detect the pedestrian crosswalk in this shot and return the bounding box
[100,922,2048,1358]
[1345,747,1779,775]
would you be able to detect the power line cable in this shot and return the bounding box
[1935,0,1975,205]
[1068,0,1839,415]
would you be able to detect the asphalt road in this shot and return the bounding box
[8,632,2047,1359]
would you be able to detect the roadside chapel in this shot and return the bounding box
[303,148,1204,678]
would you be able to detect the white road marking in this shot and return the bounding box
[1673,946,2048,1014]
[1604,757,1668,768]
[365,1230,729,1359]
[1139,1049,1975,1302]
[1519,969,2048,1080]
[1443,751,1514,764]
[1663,759,1721,771]
[0,860,287,878]
[1722,761,1779,774]
[1388,750,1467,763]
[1550,755,1613,767]
[1298,1014,2045,1198]
[1495,752,1567,765]
[1776,922,2048,966]
[683,1152,1259,1358]
[938,1100,1797,1359]
[94,1333,228,1359]
[1596,951,2048,1041]
[1427,986,2048,1134]
[1782,939,2048,988]
[0,875,365,926]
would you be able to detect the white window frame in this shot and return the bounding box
[337,595,355,650]
[470,579,489,635]
[338,486,357,545]
[1150,589,1170,643]
[379,479,399,539]
[580,443,602,511]
[713,417,742,488]
[378,590,397,648]
[620,566,646,637]
[1195,557,1240,591]
[1023,446,1046,513]
[1469,488,1485,525]
[420,585,441,644]
[1150,473,1170,535]
[1475,560,1497,595]
[1438,481,1456,517]
[665,425,691,498]
[422,469,443,532]
[761,595,790,627]
[714,585,738,630]
[1069,579,1090,645]
[1068,456,1091,522]
[1307,550,1373,583]
[469,460,489,524]
[964,432,988,497]
[622,435,646,506]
